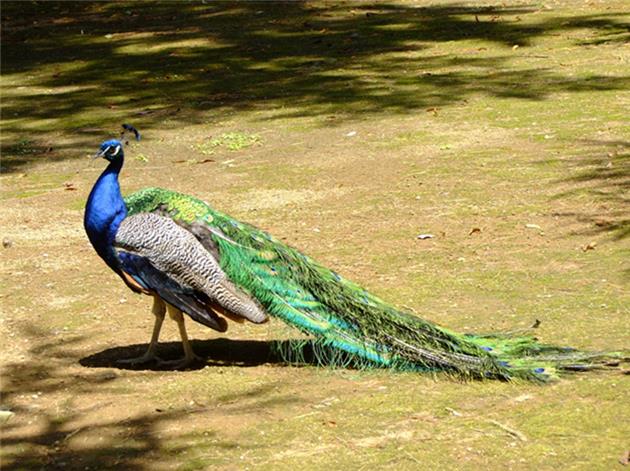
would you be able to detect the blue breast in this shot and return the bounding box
[84,161,127,270]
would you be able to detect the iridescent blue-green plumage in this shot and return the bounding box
[124,187,626,382]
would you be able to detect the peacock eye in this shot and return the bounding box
[111,145,121,156]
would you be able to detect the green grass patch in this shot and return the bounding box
[192,132,262,155]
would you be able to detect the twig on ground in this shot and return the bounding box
[487,419,528,442]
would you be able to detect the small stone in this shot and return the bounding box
[2,238,13,248]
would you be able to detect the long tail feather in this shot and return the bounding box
[124,188,628,381]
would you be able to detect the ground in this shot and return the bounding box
[1,1,629,469]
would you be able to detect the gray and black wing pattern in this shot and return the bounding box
[114,212,268,331]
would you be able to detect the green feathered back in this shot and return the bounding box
[124,187,625,382]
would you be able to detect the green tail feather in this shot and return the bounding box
[124,187,627,382]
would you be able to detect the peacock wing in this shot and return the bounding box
[113,212,268,331]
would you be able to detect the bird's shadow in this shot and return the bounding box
[80,338,334,371]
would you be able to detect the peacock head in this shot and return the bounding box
[94,124,141,163]
[95,139,124,162]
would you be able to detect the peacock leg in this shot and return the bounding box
[119,295,166,364]
[157,304,202,369]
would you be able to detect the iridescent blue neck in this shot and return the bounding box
[84,156,127,270]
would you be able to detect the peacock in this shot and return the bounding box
[84,125,626,380]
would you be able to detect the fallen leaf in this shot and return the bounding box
[64,182,76,191]
[594,219,611,227]
[345,131,357,137]
[619,450,629,466]
[525,224,541,230]
[0,410,15,424]
[582,241,597,252]
[469,227,481,235]
[417,234,434,240]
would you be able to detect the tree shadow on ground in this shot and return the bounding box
[0,324,307,470]
[2,1,629,171]
[548,139,629,241]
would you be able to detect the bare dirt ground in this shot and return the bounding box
[1,1,629,469]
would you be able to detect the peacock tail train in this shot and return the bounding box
[124,187,626,382]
